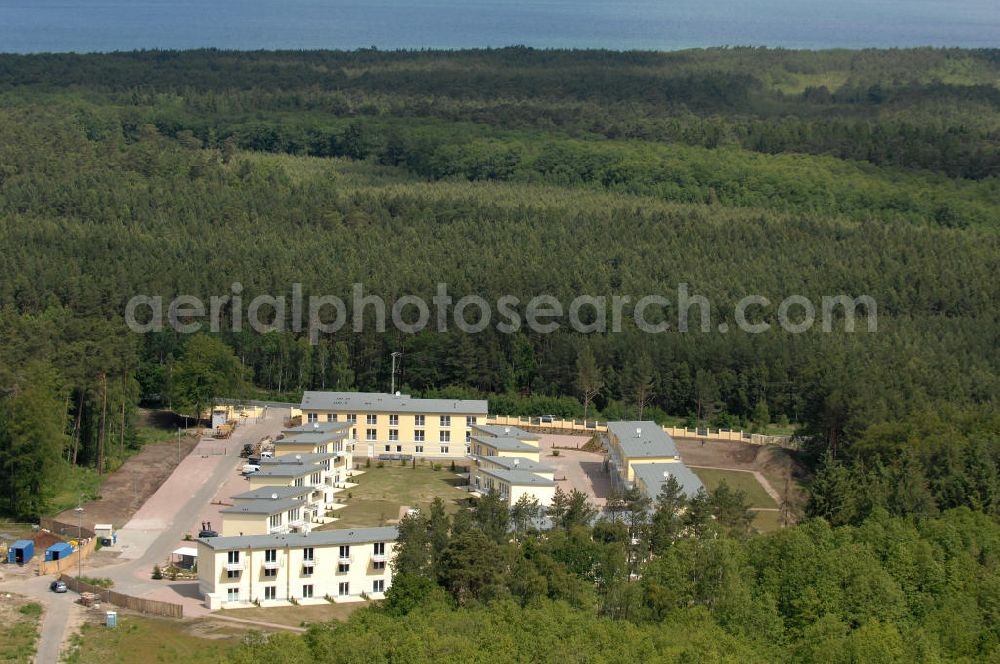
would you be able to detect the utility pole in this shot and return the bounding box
[390,352,402,394]
[176,427,181,465]
[75,502,84,580]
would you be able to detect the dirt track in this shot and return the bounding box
[54,434,199,530]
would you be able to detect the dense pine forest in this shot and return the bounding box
[1,47,1000,659]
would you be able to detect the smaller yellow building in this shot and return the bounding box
[469,436,541,462]
[471,455,557,507]
[605,421,680,483]
[197,526,397,609]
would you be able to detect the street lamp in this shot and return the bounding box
[74,503,84,580]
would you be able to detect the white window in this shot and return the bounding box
[389,414,399,426]
[327,414,336,422]
[439,431,451,443]
[440,415,451,427]
[338,582,350,596]
[307,413,318,423]
[311,472,321,485]
[288,508,300,522]
[366,428,377,441]
[440,446,449,454]
[372,579,385,593]
[339,545,350,559]
[265,549,277,563]
[228,551,240,564]
[264,586,276,600]
[389,429,398,441]
[414,430,425,442]
[384,445,391,452]
[303,547,314,561]
[373,560,386,570]
[302,584,314,598]
[227,588,240,602]
[294,477,304,487]
[269,514,282,529]
[264,567,277,578]
[415,445,424,453]
[465,430,471,443]
[414,415,425,426]
[338,562,350,573]
[396,445,402,452]
[367,414,377,425]
[347,414,357,424]
[227,569,240,579]
[466,416,476,426]
[373,542,385,555]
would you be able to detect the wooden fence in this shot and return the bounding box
[486,415,796,449]
[38,537,95,576]
[59,574,184,618]
[39,517,95,540]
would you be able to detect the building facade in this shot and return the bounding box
[299,391,488,459]
[197,527,397,609]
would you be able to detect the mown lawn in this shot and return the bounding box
[691,468,777,509]
[321,462,471,529]
[63,616,242,664]
[221,601,366,628]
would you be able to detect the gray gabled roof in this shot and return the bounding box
[478,466,556,487]
[283,422,350,435]
[220,498,305,515]
[606,421,678,458]
[251,464,323,478]
[232,486,314,502]
[301,391,487,415]
[275,432,342,445]
[632,462,705,500]
[198,526,399,551]
[261,453,336,465]
[471,423,540,440]
[472,435,539,453]
[474,455,553,473]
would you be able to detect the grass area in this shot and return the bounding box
[222,601,366,628]
[0,594,42,663]
[48,463,103,516]
[691,467,777,509]
[751,510,784,534]
[321,462,470,529]
[63,616,242,664]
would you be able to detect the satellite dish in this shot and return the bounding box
[636,427,642,437]
[271,493,279,500]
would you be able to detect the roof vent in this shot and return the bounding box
[504,427,510,435]
[513,459,520,467]
[662,471,670,479]
[295,454,302,465]
[635,427,642,437]
[271,493,279,500]
[313,422,319,429]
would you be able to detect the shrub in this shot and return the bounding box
[18,602,42,617]
[151,565,163,580]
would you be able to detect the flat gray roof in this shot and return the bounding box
[302,391,487,415]
[283,422,350,435]
[198,526,398,551]
[471,423,540,440]
[606,421,678,458]
[474,455,553,473]
[232,486,313,502]
[220,498,305,515]
[632,462,705,499]
[261,453,336,465]
[478,466,556,487]
[472,436,539,453]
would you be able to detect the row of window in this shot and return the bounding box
[381,444,468,455]
[307,412,478,427]
[364,429,469,443]
[237,579,385,602]
[226,543,383,565]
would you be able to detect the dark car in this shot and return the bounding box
[50,580,67,593]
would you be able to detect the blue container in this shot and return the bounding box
[44,542,74,561]
[8,540,34,565]
[106,611,117,628]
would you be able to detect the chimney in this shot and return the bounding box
[635,427,642,437]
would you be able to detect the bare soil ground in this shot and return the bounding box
[54,433,199,530]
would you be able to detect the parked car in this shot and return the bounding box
[50,580,67,593]
[241,464,260,475]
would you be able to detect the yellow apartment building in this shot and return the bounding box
[470,456,557,506]
[604,421,681,483]
[197,526,397,609]
[469,435,541,462]
[299,391,488,459]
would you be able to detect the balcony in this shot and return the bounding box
[263,560,280,570]
[225,561,245,572]
[372,553,387,563]
[302,559,315,568]
[338,554,353,563]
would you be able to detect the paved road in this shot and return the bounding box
[0,407,289,661]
